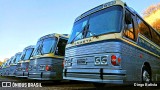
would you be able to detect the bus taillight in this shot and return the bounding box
[62,60,65,67]
[111,55,117,66]
[26,68,28,72]
[111,55,121,66]
[46,65,51,71]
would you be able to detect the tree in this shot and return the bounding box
[143,3,160,17]
[143,3,160,33]
[0,61,2,66]
[152,19,160,32]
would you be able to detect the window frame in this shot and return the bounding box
[123,8,137,41]
[136,16,152,40]
[54,37,68,56]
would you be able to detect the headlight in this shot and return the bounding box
[65,58,72,66]
[22,68,26,71]
[28,66,32,71]
[95,57,101,65]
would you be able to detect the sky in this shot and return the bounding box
[0,0,159,62]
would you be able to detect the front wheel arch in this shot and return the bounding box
[141,62,152,83]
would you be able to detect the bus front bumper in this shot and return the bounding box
[28,71,56,80]
[63,68,126,84]
[8,73,16,77]
[7,70,17,76]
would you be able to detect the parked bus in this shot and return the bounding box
[16,45,35,78]
[0,66,2,76]
[0,62,6,76]
[63,0,160,85]
[8,52,22,76]
[0,64,3,76]
[28,33,69,80]
[5,57,14,76]
[1,59,9,76]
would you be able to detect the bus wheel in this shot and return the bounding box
[93,83,105,87]
[142,67,151,83]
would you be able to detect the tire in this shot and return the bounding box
[142,66,151,83]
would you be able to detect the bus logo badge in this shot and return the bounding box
[2,82,11,87]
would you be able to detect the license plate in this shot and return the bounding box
[77,59,87,65]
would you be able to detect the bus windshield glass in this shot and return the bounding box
[24,48,34,60]
[15,54,21,63]
[42,37,58,54]
[32,40,43,56]
[68,5,123,43]
[20,50,26,60]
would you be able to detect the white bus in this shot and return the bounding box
[63,0,160,86]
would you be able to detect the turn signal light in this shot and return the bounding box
[118,58,121,63]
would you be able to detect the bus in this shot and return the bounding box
[0,66,2,76]
[1,61,8,76]
[0,63,3,76]
[8,52,22,76]
[28,33,69,80]
[1,59,9,76]
[16,45,35,78]
[5,57,14,76]
[63,0,160,85]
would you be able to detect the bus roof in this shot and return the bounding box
[38,33,69,41]
[24,45,35,50]
[75,0,125,22]
[15,52,22,56]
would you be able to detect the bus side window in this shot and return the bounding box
[124,10,135,40]
[137,17,151,40]
[55,38,67,56]
[151,29,160,46]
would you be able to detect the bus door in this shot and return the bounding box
[55,37,68,57]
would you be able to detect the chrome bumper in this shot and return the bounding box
[16,71,28,78]
[63,68,126,84]
[28,71,56,80]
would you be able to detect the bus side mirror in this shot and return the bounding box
[125,12,132,24]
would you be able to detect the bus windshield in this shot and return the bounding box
[23,48,34,60]
[42,37,58,54]
[20,50,26,60]
[15,54,21,63]
[32,40,43,56]
[68,5,123,43]
[6,59,11,66]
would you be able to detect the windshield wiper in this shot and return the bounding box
[83,24,99,39]
[70,25,86,44]
[50,44,56,53]
[37,45,43,55]
[70,24,99,44]
[21,54,25,60]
